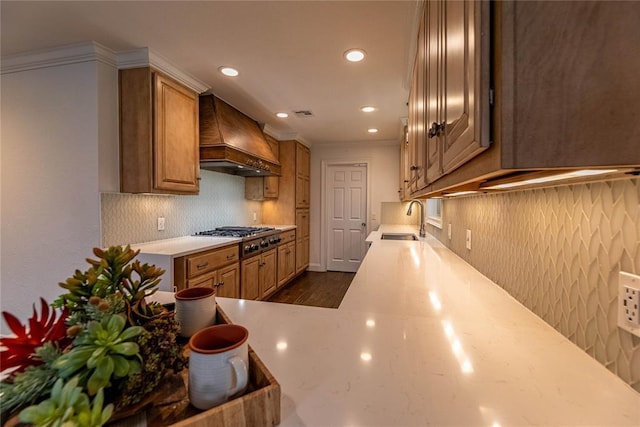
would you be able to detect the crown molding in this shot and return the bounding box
[1,41,117,75]
[1,42,209,94]
[117,47,209,93]
[262,124,313,147]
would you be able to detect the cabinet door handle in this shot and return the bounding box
[196,262,209,269]
[226,254,235,260]
[410,165,420,171]
[428,121,446,138]
[428,122,439,138]
[215,281,224,288]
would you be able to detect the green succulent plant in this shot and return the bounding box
[56,245,166,326]
[0,343,61,421]
[2,246,184,424]
[19,377,113,427]
[54,314,143,395]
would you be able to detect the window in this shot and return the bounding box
[426,198,442,228]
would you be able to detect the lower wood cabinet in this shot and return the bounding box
[215,263,240,298]
[295,210,310,273]
[174,244,240,298]
[277,230,296,287]
[241,248,277,300]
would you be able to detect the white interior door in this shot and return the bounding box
[326,164,367,272]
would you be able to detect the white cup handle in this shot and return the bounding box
[227,356,248,397]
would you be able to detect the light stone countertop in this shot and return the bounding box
[131,225,296,257]
[214,224,640,426]
[131,236,241,257]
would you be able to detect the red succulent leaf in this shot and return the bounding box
[1,298,69,376]
[2,311,27,338]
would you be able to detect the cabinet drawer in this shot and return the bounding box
[279,230,296,245]
[187,245,239,278]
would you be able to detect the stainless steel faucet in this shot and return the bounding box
[406,200,426,237]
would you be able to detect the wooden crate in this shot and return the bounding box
[142,306,281,427]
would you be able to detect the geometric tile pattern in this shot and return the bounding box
[427,178,640,392]
[101,170,263,247]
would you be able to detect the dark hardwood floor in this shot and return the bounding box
[267,271,355,309]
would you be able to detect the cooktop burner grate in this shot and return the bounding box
[195,226,276,238]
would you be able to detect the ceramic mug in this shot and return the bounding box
[188,324,249,410]
[174,287,216,338]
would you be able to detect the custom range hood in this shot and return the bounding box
[199,94,281,176]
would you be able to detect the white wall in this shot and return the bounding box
[309,142,400,270]
[0,61,112,332]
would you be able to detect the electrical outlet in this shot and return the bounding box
[157,217,165,231]
[618,271,640,337]
[252,212,257,223]
[448,223,452,240]
[465,229,471,250]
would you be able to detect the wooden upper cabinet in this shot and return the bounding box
[407,12,427,194]
[411,0,489,193]
[504,1,640,168]
[245,176,278,200]
[410,0,489,195]
[120,67,199,194]
[440,0,490,174]
[424,0,442,184]
[295,143,310,208]
[410,1,640,197]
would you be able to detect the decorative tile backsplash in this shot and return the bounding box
[381,201,421,226]
[101,170,262,246]
[426,178,640,392]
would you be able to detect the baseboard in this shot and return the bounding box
[307,263,325,272]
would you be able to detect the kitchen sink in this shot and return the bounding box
[381,233,419,241]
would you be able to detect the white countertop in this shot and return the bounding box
[132,236,241,257]
[214,224,640,426]
[131,225,296,257]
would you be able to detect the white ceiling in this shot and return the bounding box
[1,1,419,146]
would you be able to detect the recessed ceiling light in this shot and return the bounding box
[276,112,289,118]
[361,106,376,113]
[344,49,366,62]
[367,128,378,133]
[219,66,239,77]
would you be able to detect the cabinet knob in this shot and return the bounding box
[410,165,419,171]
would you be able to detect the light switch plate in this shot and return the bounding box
[465,229,472,250]
[618,271,640,337]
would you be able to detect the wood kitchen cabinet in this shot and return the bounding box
[120,67,200,195]
[406,1,640,197]
[295,143,310,209]
[406,10,427,194]
[295,209,310,274]
[277,230,296,287]
[262,139,310,274]
[245,134,279,200]
[241,248,277,300]
[173,244,240,298]
[245,176,278,200]
[406,0,489,197]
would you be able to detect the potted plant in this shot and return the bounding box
[1,246,186,426]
